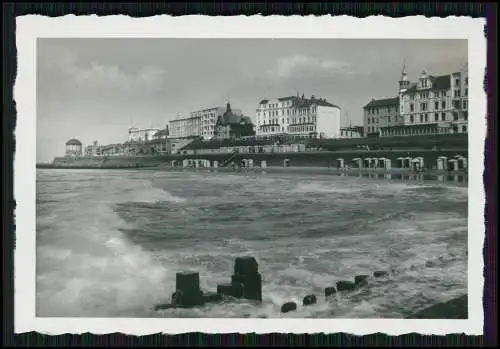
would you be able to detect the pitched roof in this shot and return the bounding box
[430,75,451,90]
[154,129,169,137]
[260,96,340,109]
[364,97,399,108]
[278,96,296,101]
[402,75,451,95]
[65,138,82,146]
[293,96,339,109]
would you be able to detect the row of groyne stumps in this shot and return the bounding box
[153,256,390,314]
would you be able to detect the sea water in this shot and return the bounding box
[36,169,468,318]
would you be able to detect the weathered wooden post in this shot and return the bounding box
[231,256,262,302]
[173,271,204,307]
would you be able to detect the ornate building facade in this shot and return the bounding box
[255,93,342,138]
[213,102,255,140]
[376,63,469,137]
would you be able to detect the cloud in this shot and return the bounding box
[267,55,352,78]
[72,63,168,92]
[38,48,168,92]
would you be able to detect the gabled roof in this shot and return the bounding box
[364,97,399,108]
[402,75,451,95]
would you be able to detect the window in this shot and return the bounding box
[434,113,439,121]
[454,89,461,97]
[465,88,468,96]
[376,108,379,114]
[410,103,414,112]
[388,116,391,123]
[410,115,414,123]
[435,101,439,110]
[420,103,427,111]
[453,112,459,121]
[464,111,468,120]
[463,100,468,109]
[367,118,370,124]
[442,101,446,109]
[441,91,447,97]
[441,112,446,121]
[419,114,423,123]
[455,78,460,86]
[425,114,428,122]
[462,125,467,133]
[387,107,391,113]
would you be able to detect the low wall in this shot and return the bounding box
[45,148,468,171]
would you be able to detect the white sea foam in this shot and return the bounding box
[36,170,467,318]
[36,175,186,317]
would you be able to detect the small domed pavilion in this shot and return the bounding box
[65,138,83,157]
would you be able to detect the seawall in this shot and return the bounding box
[43,148,468,171]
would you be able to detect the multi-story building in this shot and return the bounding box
[168,114,202,139]
[339,126,363,139]
[128,127,160,143]
[169,106,243,140]
[85,140,102,156]
[188,106,243,140]
[213,103,255,140]
[376,63,468,137]
[363,97,401,137]
[255,93,342,138]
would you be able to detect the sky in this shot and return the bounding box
[36,38,467,162]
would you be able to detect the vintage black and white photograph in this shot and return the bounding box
[15,15,485,334]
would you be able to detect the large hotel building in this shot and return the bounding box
[364,62,468,137]
[255,93,342,138]
[169,106,242,140]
